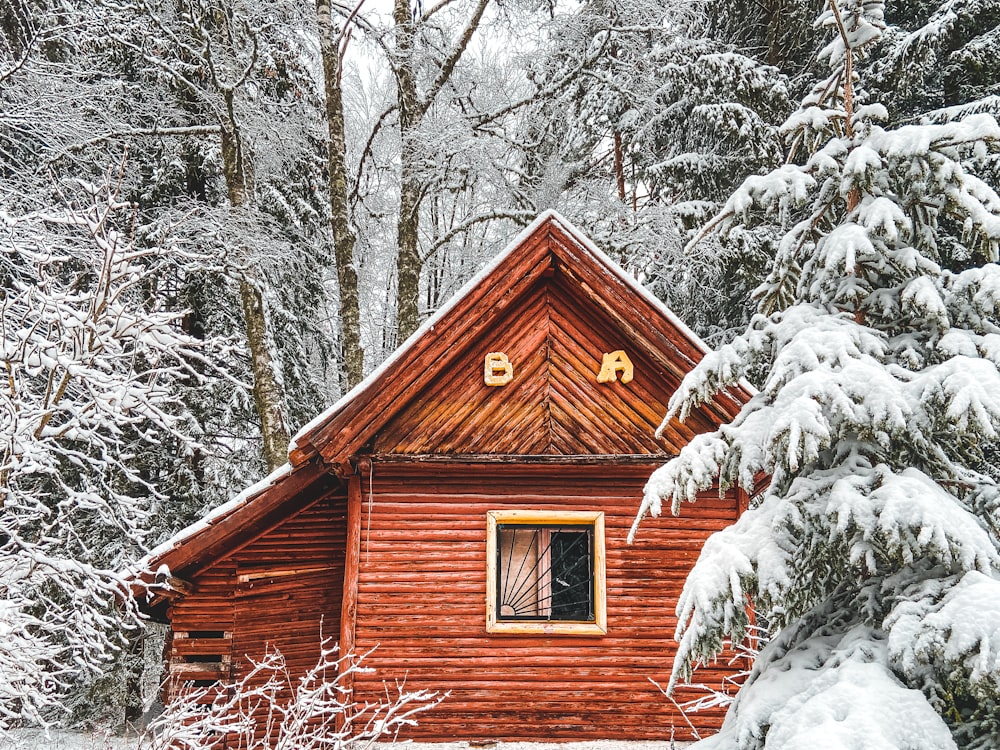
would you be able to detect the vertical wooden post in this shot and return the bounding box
[736,486,750,516]
[338,466,363,731]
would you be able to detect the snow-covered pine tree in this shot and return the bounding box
[630,0,1000,747]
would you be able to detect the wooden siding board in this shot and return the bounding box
[375,284,552,455]
[373,276,713,457]
[545,281,704,447]
[164,494,349,749]
[312,245,555,464]
[435,340,550,454]
[292,213,748,472]
[153,462,339,582]
[348,462,739,742]
[546,294,676,418]
[549,252,743,426]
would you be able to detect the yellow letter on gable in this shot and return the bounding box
[597,350,634,384]
[485,352,514,386]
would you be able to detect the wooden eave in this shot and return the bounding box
[134,459,339,611]
[134,212,751,608]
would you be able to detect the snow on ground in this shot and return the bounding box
[1,732,690,750]
[0,729,132,750]
[373,743,690,750]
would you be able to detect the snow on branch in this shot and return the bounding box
[0,170,217,733]
[139,640,445,750]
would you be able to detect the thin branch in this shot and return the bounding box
[350,104,399,205]
[420,210,528,263]
[337,0,369,58]
[417,0,490,117]
[472,29,612,129]
[420,0,462,23]
[53,125,224,159]
[0,29,39,85]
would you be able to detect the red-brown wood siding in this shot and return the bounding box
[297,218,747,469]
[148,215,755,747]
[165,491,348,715]
[350,462,740,742]
[167,561,237,688]
[230,493,348,680]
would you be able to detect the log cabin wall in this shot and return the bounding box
[167,561,237,690]
[144,213,755,745]
[230,492,348,682]
[165,490,348,722]
[350,460,740,742]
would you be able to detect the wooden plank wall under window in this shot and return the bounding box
[350,461,741,742]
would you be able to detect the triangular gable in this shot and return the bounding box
[291,211,744,469]
[372,268,715,455]
[140,211,749,592]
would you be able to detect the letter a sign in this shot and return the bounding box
[597,350,634,384]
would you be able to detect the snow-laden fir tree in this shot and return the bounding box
[631,1,1000,747]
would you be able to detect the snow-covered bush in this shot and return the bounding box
[0,172,211,732]
[632,1,1000,748]
[140,640,444,750]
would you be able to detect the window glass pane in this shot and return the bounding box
[498,526,540,617]
[496,524,593,622]
[550,530,593,620]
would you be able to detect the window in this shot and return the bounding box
[486,510,606,635]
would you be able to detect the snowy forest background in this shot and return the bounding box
[2,0,1000,746]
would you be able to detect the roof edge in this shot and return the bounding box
[289,210,569,462]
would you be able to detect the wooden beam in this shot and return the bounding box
[337,469,363,732]
[737,486,752,517]
[148,461,337,578]
[154,571,196,597]
[370,453,673,465]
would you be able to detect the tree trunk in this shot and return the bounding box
[393,0,423,343]
[239,277,291,470]
[613,130,626,203]
[315,0,364,387]
[221,101,291,471]
[390,0,490,343]
[764,0,785,67]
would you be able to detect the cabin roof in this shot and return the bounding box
[136,211,750,600]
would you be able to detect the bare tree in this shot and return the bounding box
[0,171,215,732]
[107,0,300,469]
[315,0,364,387]
[140,640,445,750]
[390,0,491,340]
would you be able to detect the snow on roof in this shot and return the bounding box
[140,210,744,575]
[139,462,293,573]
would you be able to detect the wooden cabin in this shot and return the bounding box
[137,212,749,743]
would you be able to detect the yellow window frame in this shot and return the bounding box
[486,509,607,635]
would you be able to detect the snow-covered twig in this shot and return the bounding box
[139,640,445,750]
